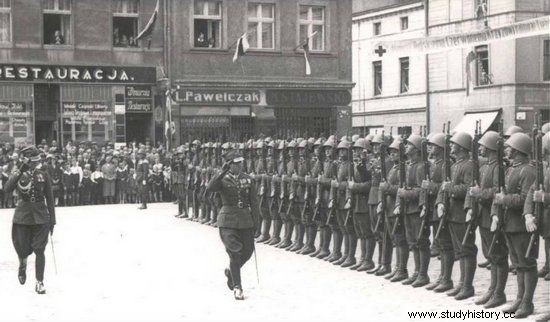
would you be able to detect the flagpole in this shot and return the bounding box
[293,31,318,51]
[228,24,259,49]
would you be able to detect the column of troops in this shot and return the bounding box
[169,120,550,321]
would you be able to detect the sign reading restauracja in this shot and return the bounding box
[176,89,261,105]
[0,64,156,84]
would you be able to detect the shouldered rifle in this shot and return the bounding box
[374,131,388,232]
[325,167,338,226]
[312,170,323,222]
[344,142,354,227]
[435,121,452,239]
[277,151,288,214]
[488,120,506,255]
[268,156,278,212]
[463,120,482,245]
[418,126,431,240]
[301,150,312,222]
[391,133,407,236]
[526,113,543,259]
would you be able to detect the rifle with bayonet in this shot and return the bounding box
[463,120,482,246]
[526,113,543,259]
[391,133,407,236]
[435,121,452,239]
[488,120,506,255]
[418,126,431,240]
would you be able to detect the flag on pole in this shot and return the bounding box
[301,31,318,76]
[135,0,160,49]
[165,89,176,149]
[232,33,250,63]
[465,50,476,96]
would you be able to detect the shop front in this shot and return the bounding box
[0,64,157,147]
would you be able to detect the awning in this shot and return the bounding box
[452,109,501,136]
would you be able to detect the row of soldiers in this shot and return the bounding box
[169,121,550,321]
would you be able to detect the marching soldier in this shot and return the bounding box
[206,150,260,300]
[466,131,508,308]
[395,134,430,287]
[5,146,56,294]
[136,149,149,210]
[349,138,374,271]
[307,137,326,258]
[436,131,476,301]
[493,133,537,318]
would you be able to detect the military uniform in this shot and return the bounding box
[206,150,260,300]
[5,146,56,294]
[334,141,356,267]
[254,141,271,243]
[135,151,149,209]
[318,139,338,260]
[265,142,281,246]
[306,138,324,257]
[288,140,309,253]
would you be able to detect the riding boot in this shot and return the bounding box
[434,252,454,293]
[301,226,316,255]
[334,232,348,265]
[476,262,497,305]
[18,257,27,285]
[426,254,443,290]
[538,241,550,278]
[278,222,292,248]
[317,228,332,259]
[367,239,382,275]
[403,249,419,285]
[267,220,282,245]
[447,258,465,297]
[391,246,409,282]
[255,217,263,239]
[311,226,324,257]
[342,236,357,268]
[485,262,508,308]
[256,219,271,243]
[328,230,342,263]
[514,268,538,319]
[412,248,430,288]
[283,222,295,250]
[352,238,366,271]
[503,269,525,313]
[455,256,476,300]
[291,224,305,252]
[358,237,375,271]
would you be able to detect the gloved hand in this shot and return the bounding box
[437,203,444,218]
[393,207,400,215]
[465,209,473,222]
[490,216,499,232]
[376,203,383,215]
[524,214,537,233]
[420,206,426,218]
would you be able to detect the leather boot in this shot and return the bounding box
[311,226,324,257]
[316,228,331,259]
[334,233,350,266]
[426,253,443,290]
[412,248,430,288]
[35,281,46,294]
[297,226,310,254]
[18,257,27,285]
[502,269,525,313]
[283,222,295,250]
[358,238,375,271]
[256,219,271,243]
[455,256,476,300]
[402,249,419,285]
[292,224,305,252]
[276,222,289,248]
[386,246,402,279]
[351,239,366,270]
[485,263,508,309]
[539,243,550,278]
[391,246,409,282]
[476,262,496,305]
[302,226,317,255]
[369,240,384,275]
[447,258,465,297]
[288,224,299,251]
[328,230,342,263]
[434,252,454,293]
[267,220,282,245]
[342,237,358,268]
[514,268,538,319]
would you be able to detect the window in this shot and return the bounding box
[400,17,408,30]
[475,0,488,18]
[0,0,10,43]
[194,0,222,48]
[400,57,409,93]
[373,22,381,36]
[43,0,71,45]
[373,61,382,96]
[299,5,324,51]
[113,0,139,48]
[475,45,491,85]
[248,3,274,49]
[544,40,550,81]
[544,0,550,11]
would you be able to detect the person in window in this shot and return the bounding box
[120,34,129,47]
[196,32,207,47]
[129,36,138,47]
[53,30,64,45]
[113,27,121,46]
[208,37,216,48]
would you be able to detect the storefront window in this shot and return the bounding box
[0,102,34,146]
[61,102,113,144]
[0,0,11,43]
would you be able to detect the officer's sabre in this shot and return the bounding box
[50,234,58,275]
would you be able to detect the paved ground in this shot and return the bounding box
[0,202,548,322]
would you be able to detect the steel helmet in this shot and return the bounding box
[353,138,370,150]
[337,140,351,150]
[388,137,403,150]
[287,140,297,149]
[267,140,277,149]
[406,134,423,150]
[505,132,531,155]
[340,135,350,143]
[505,125,523,137]
[323,137,336,148]
[277,140,287,150]
[351,134,360,143]
[307,137,316,145]
[541,123,550,134]
[221,142,232,150]
[256,140,264,149]
[298,139,309,149]
[478,131,499,151]
[365,134,374,142]
[450,132,472,151]
[371,133,385,144]
[192,139,201,146]
[313,137,326,146]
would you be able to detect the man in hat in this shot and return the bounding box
[136,149,149,210]
[206,150,260,300]
[4,145,56,294]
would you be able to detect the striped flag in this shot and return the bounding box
[465,50,476,96]
[301,31,318,76]
[232,33,250,62]
[135,0,160,49]
[165,89,176,149]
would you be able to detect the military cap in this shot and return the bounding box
[137,149,146,156]
[505,132,531,155]
[225,150,244,163]
[176,146,184,154]
[21,145,41,162]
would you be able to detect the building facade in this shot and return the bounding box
[165,0,353,143]
[0,0,164,147]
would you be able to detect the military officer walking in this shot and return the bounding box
[135,149,149,210]
[5,146,56,294]
[206,150,260,300]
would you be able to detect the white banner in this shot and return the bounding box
[374,15,550,57]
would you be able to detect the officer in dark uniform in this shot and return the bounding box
[5,146,56,294]
[206,150,260,300]
[173,147,187,218]
[136,149,149,210]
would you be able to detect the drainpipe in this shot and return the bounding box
[424,0,430,132]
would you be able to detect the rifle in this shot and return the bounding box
[301,146,312,223]
[325,137,337,226]
[526,113,543,259]
[435,121,452,239]
[488,120,506,255]
[391,134,407,236]
[286,151,297,218]
[312,170,323,222]
[418,126,431,240]
[258,146,267,209]
[373,131,388,232]
[277,146,288,214]
[344,140,354,227]
[463,120,482,246]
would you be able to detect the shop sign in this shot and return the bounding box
[265,90,351,107]
[0,64,156,84]
[126,85,152,99]
[126,99,152,113]
[176,89,261,105]
[0,102,32,141]
[62,102,111,125]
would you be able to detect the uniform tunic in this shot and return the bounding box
[524,163,550,239]
[350,160,372,238]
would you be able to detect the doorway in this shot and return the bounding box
[126,114,152,145]
[34,84,59,144]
